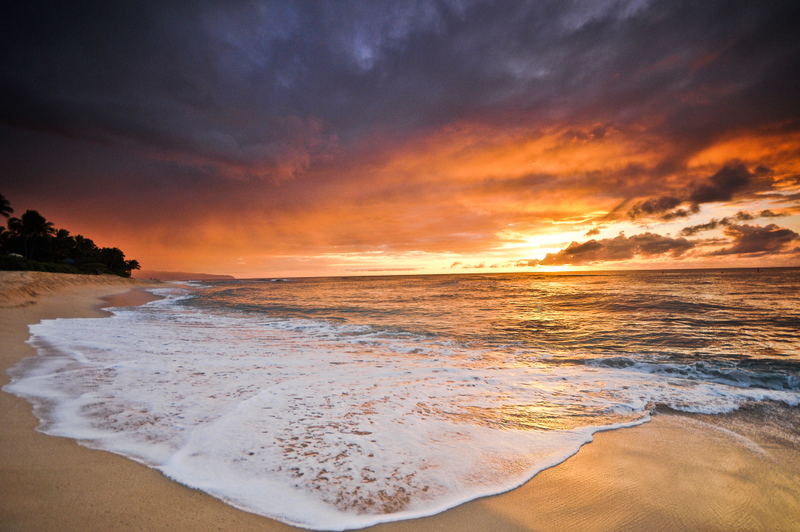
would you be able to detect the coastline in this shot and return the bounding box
[1,272,798,531]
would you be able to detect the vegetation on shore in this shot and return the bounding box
[0,193,140,277]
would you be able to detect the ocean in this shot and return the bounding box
[5,269,800,530]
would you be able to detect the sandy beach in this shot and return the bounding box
[1,272,798,531]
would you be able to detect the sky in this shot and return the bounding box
[1,0,799,278]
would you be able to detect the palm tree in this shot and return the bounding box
[98,247,126,272]
[72,235,98,257]
[123,259,140,277]
[50,228,75,262]
[0,193,12,219]
[7,210,56,260]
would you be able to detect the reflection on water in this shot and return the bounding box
[197,268,800,370]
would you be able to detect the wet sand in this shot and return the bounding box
[1,271,798,531]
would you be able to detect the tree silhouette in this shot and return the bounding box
[125,259,141,275]
[7,210,56,259]
[50,228,75,263]
[0,198,140,276]
[98,247,126,272]
[72,234,97,256]
[0,193,12,219]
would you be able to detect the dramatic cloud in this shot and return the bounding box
[708,224,799,256]
[525,233,696,267]
[627,196,682,219]
[1,1,799,275]
[680,210,788,236]
[688,163,753,205]
[627,163,770,221]
[4,2,800,164]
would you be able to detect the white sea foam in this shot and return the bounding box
[4,287,799,530]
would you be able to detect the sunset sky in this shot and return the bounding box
[2,1,799,277]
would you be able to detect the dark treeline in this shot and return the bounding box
[0,193,140,277]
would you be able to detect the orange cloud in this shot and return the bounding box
[688,130,800,188]
[86,119,800,275]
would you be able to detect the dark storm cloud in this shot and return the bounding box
[0,1,339,179]
[680,219,723,237]
[627,196,682,219]
[688,163,753,204]
[3,0,800,175]
[523,232,695,266]
[625,162,778,221]
[679,209,787,236]
[708,223,799,256]
[658,207,700,221]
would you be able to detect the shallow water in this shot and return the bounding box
[5,269,800,530]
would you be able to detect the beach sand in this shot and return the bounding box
[1,272,798,531]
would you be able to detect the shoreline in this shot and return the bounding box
[1,272,798,531]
